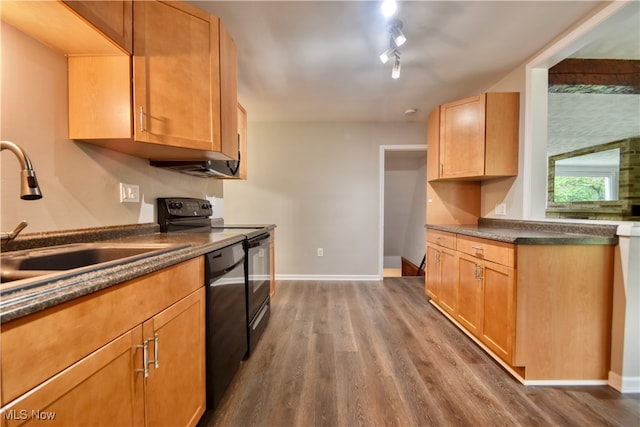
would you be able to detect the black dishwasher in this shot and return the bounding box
[205,242,247,409]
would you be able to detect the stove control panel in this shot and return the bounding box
[157,197,213,220]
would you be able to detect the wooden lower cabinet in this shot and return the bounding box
[2,327,144,427]
[144,289,206,427]
[481,260,515,364]
[426,229,614,382]
[0,259,205,427]
[425,243,457,315]
[456,253,483,336]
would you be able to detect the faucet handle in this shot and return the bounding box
[1,220,28,242]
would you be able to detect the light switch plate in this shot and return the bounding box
[495,203,507,216]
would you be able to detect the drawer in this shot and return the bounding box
[456,235,514,267]
[426,229,456,249]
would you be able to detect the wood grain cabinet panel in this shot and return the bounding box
[426,229,614,381]
[68,0,238,161]
[430,92,519,181]
[480,260,515,363]
[144,289,206,427]
[456,253,484,336]
[1,326,145,427]
[0,258,205,425]
[237,103,248,180]
[425,231,458,316]
[63,0,133,53]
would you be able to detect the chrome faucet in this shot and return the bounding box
[1,140,43,243]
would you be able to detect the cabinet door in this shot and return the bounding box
[144,288,206,427]
[220,21,239,160]
[481,261,516,364]
[439,94,486,179]
[456,254,483,336]
[237,103,248,179]
[62,0,132,53]
[425,244,440,301]
[438,248,458,315]
[426,106,441,181]
[133,1,217,151]
[1,328,144,427]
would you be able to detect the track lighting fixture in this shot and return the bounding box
[379,18,406,79]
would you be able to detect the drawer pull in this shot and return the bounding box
[471,246,484,252]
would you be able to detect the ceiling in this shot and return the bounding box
[189,0,612,123]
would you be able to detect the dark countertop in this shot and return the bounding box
[426,219,619,245]
[0,224,275,324]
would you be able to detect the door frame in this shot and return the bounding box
[378,144,428,279]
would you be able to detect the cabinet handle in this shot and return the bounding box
[435,250,440,262]
[139,106,146,132]
[135,339,149,378]
[475,264,483,281]
[471,246,485,256]
[440,163,444,176]
[148,332,159,370]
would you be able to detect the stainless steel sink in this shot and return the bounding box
[0,242,188,292]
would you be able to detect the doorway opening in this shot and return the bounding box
[378,145,427,279]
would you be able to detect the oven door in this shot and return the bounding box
[246,233,271,322]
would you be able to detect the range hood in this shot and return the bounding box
[150,159,239,178]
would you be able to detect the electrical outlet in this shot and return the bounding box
[317,248,323,257]
[495,203,507,216]
[120,183,140,203]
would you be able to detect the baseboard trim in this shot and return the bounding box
[608,370,640,393]
[276,274,381,281]
[522,379,608,386]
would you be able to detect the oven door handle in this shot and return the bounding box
[247,234,270,249]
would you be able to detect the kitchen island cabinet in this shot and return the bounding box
[425,225,614,383]
[0,258,205,427]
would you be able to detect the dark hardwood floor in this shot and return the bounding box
[199,278,640,427]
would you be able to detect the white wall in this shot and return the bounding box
[223,121,425,278]
[1,23,223,233]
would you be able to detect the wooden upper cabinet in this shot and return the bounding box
[426,105,441,182]
[220,20,239,161]
[63,0,133,53]
[133,1,216,151]
[68,0,238,161]
[237,103,248,179]
[0,0,126,55]
[429,92,519,181]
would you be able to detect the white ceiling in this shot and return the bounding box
[189,0,609,123]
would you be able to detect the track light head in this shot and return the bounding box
[392,54,401,79]
[388,19,406,47]
[379,47,397,64]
